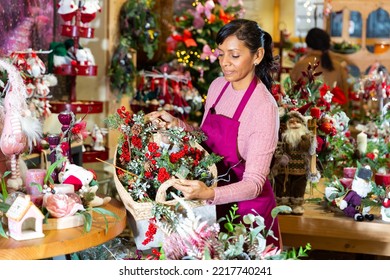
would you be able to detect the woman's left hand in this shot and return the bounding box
[173,179,215,200]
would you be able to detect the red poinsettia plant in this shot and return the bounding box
[105,107,222,202]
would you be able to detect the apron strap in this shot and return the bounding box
[232,77,258,120]
[211,82,230,111]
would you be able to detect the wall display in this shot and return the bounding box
[0,1,58,57]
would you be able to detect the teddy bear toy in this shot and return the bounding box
[58,162,111,208]
[338,166,375,222]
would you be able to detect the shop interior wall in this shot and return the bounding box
[41,0,296,159]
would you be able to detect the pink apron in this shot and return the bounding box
[201,77,281,248]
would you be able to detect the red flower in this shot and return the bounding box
[142,218,158,246]
[331,86,347,105]
[71,121,89,140]
[366,152,376,160]
[319,121,334,135]
[148,142,159,153]
[157,167,170,183]
[131,136,142,149]
[60,142,70,155]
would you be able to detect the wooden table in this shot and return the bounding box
[279,185,390,257]
[0,199,127,260]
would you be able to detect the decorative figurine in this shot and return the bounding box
[338,166,375,222]
[58,162,111,207]
[91,124,107,151]
[272,111,315,215]
[6,195,45,241]
[0,59,42,192]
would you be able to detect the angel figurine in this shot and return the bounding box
[91,124,107,151]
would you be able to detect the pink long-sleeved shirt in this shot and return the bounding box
[180,76,279,205]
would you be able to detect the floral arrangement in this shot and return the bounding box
[165,0,244,95]
[159,198,292,260]
[275,61,348,180]
[105,107,222,203]
[287,42,307,64]
[71,198,312,260]
[323,163,388,212]
[331,41,360,54]
[348,63,390,121]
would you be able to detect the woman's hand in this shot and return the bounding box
[173,179,215,200]
[146,110,179,129]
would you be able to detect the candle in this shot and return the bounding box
[25,169,46,195]
[375,174,390,187]
[357,131,367,154]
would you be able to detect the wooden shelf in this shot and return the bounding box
[82,145,109,163]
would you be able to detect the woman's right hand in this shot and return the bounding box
[146,110,179,129]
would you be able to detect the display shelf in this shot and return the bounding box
[50,1,107,164]
[53,64,98,76]
[50,100,103,114]
[324,0,390,73]
[82,144,109,163]
[61,24,95,38]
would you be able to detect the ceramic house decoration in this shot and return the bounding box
[6,195,45,241]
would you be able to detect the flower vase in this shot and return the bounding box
[25,168,46,207]
[57,111,73,163]
[47,134,61,183]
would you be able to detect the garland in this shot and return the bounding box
[108,0,159,101]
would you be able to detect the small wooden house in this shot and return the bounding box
[6,195,45,241]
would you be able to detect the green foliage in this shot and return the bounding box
[217,204,309,260]
[79,208,120,234]
[280,243,312,260]
[80,211,93,233]
[108,0,159,101]
[45,157,67,186]
[92,207,120,234]
[0,197,10,239]
[1,171,11,201]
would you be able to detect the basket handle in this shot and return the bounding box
[155,178,179,203]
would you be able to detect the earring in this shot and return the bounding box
[254,62,258,66]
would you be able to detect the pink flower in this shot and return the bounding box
[43,193,85,218]
[260,244,281,260]
[71,120,89,140]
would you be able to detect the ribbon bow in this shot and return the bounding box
[200,44,219,63]
[171,29,197,48]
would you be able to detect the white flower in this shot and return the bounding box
[323,90,334,103]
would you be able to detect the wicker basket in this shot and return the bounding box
[113,144,218,250]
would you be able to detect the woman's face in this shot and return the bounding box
[217,35,263,90]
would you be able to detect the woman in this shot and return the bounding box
[290,27,350,100]
[148,19,281,248]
